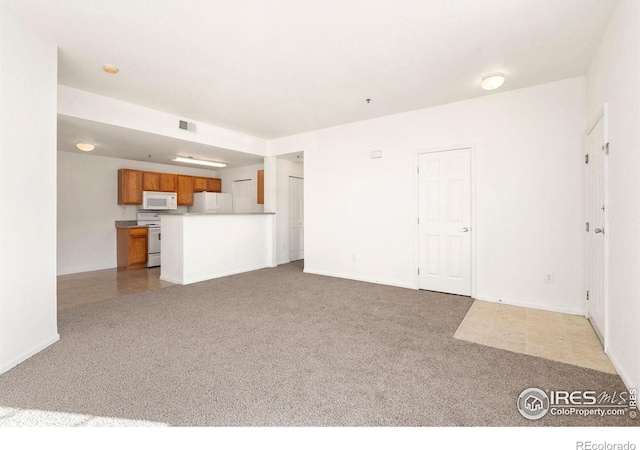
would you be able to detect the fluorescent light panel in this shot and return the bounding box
[173,156,227,168]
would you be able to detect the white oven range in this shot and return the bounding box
[137,212,163,268]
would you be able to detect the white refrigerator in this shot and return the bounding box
[192,192,233,213]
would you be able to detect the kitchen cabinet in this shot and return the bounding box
[177,175,194,205]
[193,177,208,192]
[160,173,177,192]
[118,169,143,205]
[117,227,148,270]
[143,172,160,191]
[257,169,264,204]
[118,169,219,204]
[207,178,222,193]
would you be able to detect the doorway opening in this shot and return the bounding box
[289,176,304,262]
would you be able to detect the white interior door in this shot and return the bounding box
[419,149,471,296]
[232,179,252,213]
[289,176,304,261]
[586,113,606,343]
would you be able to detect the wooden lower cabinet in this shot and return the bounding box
[117,227,148,270]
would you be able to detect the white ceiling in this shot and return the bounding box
[8,0,614,139]
[58,115,264,169]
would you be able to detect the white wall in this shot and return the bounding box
[218,163,265,213]
[586,0,640,390]
[57,151,219,275]
[160,214,275,285]
[0,6,59,373]
[276,159,304,264]
[271,77,586,314]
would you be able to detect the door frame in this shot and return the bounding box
[585,104,609,351]
[288,175,304,262]
[413,143,477,297]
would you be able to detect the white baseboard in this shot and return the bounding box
[606,347,636,390]
[277,259,291,265]
[474,295,585,316]
[0,333,60,375]
[165,265,270,285]
[159,275,183,284]
[303,269,415,290]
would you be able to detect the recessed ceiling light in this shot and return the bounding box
[173,156,227,168]
[76,143,95,152]
[102,65,119,74]
[481,73,505,91]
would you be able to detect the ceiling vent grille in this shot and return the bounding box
[178,120,197,133]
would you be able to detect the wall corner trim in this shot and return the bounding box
[0,333,60,375]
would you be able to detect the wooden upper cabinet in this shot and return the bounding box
[193,177,208,192]
[257,169,265,205]
[143,172,160,191]
[118,169,143,205]
[207,178,222,193]
[177,175,194,205]
[159,173,177,192]
[118,169,217,205]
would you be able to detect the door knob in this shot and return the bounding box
[594,228,604,234]
[458,227,469,232]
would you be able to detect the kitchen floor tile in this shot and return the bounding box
[454,300,616,374]
[58,267,173,311]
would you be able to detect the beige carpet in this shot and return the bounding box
[0,261,634,426]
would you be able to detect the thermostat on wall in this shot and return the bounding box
[370,150,383,159]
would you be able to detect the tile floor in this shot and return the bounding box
[454,300,616,374]
[57,267,173,310]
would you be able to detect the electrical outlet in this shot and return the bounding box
[544,273,554,283]
[352,254,356,262]
[234,251,239,257]
[282,243,286,250]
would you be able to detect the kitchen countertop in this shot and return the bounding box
[115,213,275,228]
[115,220,147,229]
[163,212,276,216]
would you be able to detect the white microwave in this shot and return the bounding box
[142,191,177,210]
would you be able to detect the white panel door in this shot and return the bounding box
[586,114,606,342]
[419,149,471,295]
[232,180,252,213]
[289,177,304,261]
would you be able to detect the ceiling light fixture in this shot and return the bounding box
[102,65,119,74]
[76,143,95,152]
[480,73,505,91]
[173,156,227,168]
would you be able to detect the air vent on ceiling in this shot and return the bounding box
[178,120,197,133]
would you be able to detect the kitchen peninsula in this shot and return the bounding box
[160,213,276,285]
